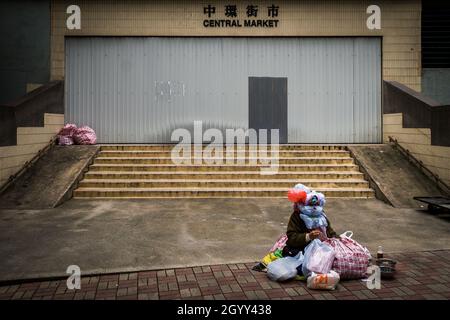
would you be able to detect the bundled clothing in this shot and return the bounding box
[297,192,328,231]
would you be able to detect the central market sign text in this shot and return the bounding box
[203,4,280,28]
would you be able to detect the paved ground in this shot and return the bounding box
[0,198,449,282]
[1,250,449,300]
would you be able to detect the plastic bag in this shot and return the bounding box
[73,126,97,145]
[307,270,340,290]
[306,241,335,275]
[302,239,335,276]
[267,251,304,282]
[287,189,307,203]
[324,231,371,280]
[305,191,326,207]
[57,124,77,146]
[58,135,74,146]
[302,239,318,277]
[58,123,77,137]
[293,183,311,194]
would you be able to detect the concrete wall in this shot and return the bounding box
[0,0,50,105]
[383,113,450,187]
[50,0,422,91]
[422,68,450,105]
[0,113,63,187]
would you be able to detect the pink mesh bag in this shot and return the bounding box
[73,126,97,145]
[57,124,78,145]
[58,123,77,137]
[324,231,371,280]
[269,234,288,253]
[57,135,74,146]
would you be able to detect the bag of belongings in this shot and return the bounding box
[253,234,288,272]
[267,251,304,282]
[302,239,336,276]
[324,231,371,280]
[73,126,97,145]
[57,123,77,145]
[269,234,288,253]
[307,270,340,290]
[262,248,283,266]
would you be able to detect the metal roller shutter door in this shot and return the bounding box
[65,37,381,143]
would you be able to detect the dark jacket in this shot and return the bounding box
[286,210,338,252]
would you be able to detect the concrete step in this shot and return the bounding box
[73,187,375,198]
[78,179,370,189]
[99,145,347,151]
[83,171,365,180]
[88,164,360,172]
[75,144,374,199]
[98,150,351,158]
[93,157,355,165]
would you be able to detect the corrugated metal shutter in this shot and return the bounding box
[65,37,381,143]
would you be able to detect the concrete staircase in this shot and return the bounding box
[73,145,375,199]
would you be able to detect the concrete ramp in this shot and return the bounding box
[0,145,99,209]
[348,144,446,208]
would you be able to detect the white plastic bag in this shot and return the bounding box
[302,239,335,276]
[307,270,340,290]
[267,252,304,282]
[306,240,336,275]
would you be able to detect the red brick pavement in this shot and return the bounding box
[1,250,449,300]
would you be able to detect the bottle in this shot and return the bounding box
[377,246,384,259]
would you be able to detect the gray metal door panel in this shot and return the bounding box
[249,77,287,143]
[65,37,381,143]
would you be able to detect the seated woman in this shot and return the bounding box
[253,184,338,271]
[284,184,338,256]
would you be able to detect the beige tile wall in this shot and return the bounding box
[0,114,64,187]
[26,83,44,93]
[383,113,450,186]
[51,0,422,91]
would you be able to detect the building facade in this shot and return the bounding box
[50,0,422,144]
[3,0,450,192]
